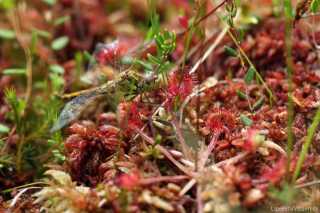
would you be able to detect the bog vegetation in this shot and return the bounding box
[1,0,320,212]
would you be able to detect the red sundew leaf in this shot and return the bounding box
[206,115,224,134]
[127,103,143,128]
[205,108,236,134]
[118,102,145,136]
[166,71,194,110]
[242,129,264,152]
[178,16,189,29]
[167,72,193,97]
[260,157,286,184]
[94,41,129,67]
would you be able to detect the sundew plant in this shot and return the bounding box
[1,0,320,212]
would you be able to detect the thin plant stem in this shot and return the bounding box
[134,127,194,177]
[189,25,229,74]
[172,119,192,160]
[198,134,218,170]
[140,175,189,185]
[8,7,33,173]
[16,135,25,173]
[227,30,275,104]
[8,8,33,107]
[295,179,320,188]
[292,106,320,182]
[182,0,227,69]
[283,0,295,180]
[197,184,204,213]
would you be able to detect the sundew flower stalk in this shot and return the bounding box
[283,0,295,180]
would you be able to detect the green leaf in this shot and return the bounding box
[49,64,65,74]
[135,59,153,71]
[52,149,66,163]
[241,15,259,25]
[269,183,296,204]
[224,45,238,57]
[0,29,15,39]
[0,0,15,9]
[311,0,320,13]
[33,29,51,38]
[146,0,160,40]
[51,36,69,50]
[252,97,264,111]
[244,66,255,84]
[182,126,201,150]
[54,16,70,26]
[83,51,94,62]
[3,68,26,75]
[0,123,10,133]
[236,90,247,100]
[49,73,64,92]
[4,88,26,130]
[42,0,56,6]
[30,30,38,55]
[284,0,294,19]
[240,114,253,126]
[147,53,161,64]
[121,56,133,65]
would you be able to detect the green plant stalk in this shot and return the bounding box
[182,16,198,69]
[8,7,35,173]
[182,0,207,69]
[283,0,294,179]
[272,0,281,16]
[8,9,33,107]
[292,106,320,182]
[16,136,25,173]
[227,30,275,104]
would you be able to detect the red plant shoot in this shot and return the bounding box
[117,170,141,190]
[166,71,193,110]
[205,108,236,134]
[241,129,265,152]
[94,40,130,67]
[260,157,286,184]
[178,16,189,29]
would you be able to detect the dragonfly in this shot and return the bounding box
[50,39,156,132]
[50,1,228,132]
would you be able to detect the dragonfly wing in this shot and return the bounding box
[51,90,103,132]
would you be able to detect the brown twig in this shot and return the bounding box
[134,127,194,177]
[171,119,192,160]
[140,175,189,185]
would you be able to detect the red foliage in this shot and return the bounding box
[116,170,141,190]
[118,101,146,137]
[64,122,122,185]
[260,157,286,184]
[166,71,193,110]
[127,103,143,128]
[95,41,130,66]
[205,108,236,134]
[241,129,263,152]
[178,16,189,29]
[171,0,191,13]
